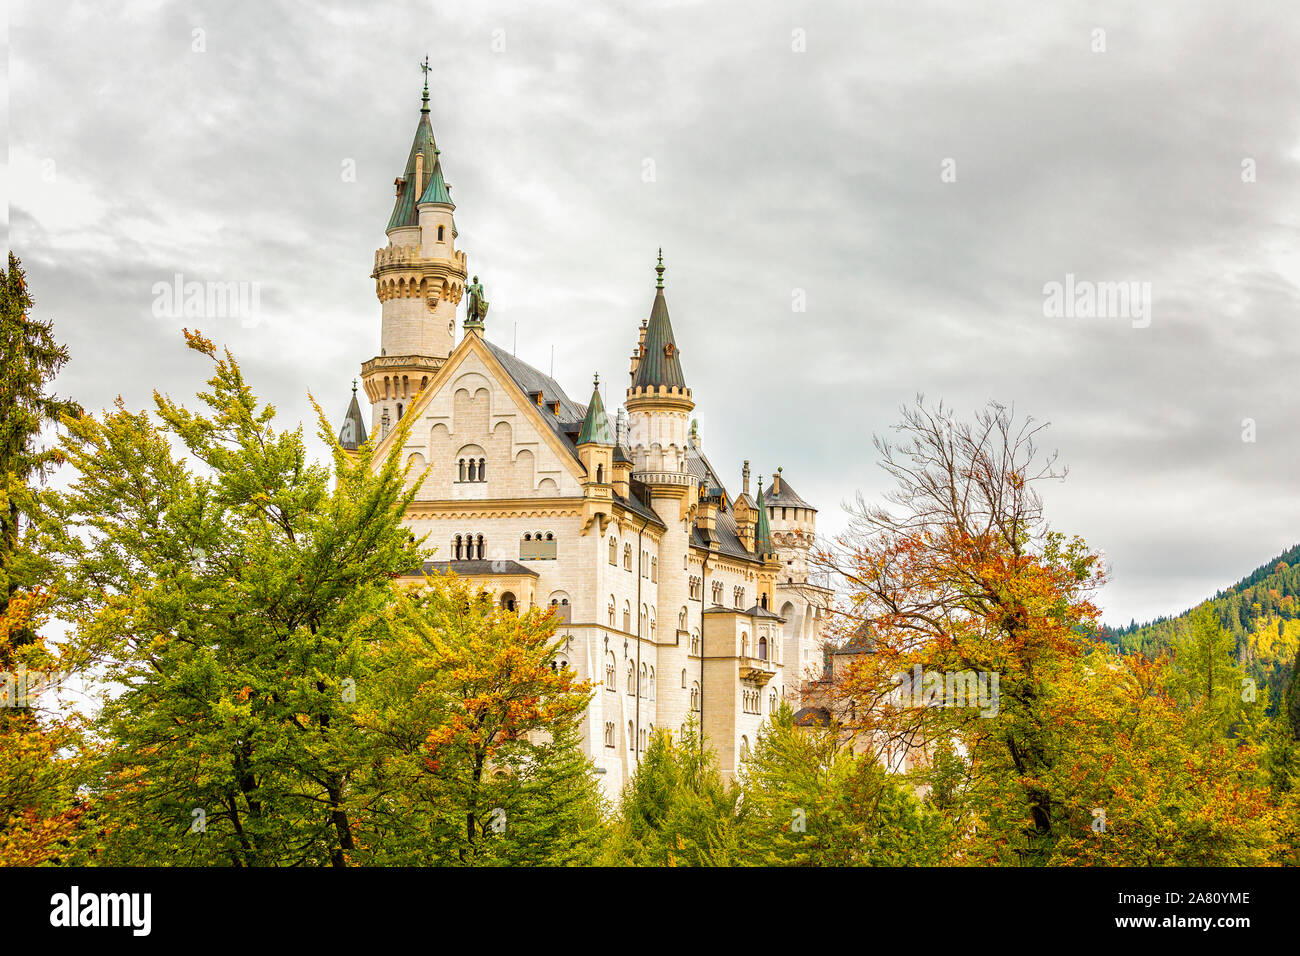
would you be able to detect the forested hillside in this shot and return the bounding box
[1104,543,1300,716]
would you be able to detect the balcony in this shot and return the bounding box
[738,655,777,682]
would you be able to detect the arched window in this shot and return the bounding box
[690,681,700,711]
[651,557,657,582]
[679,607,687,630]
[475,535,484,560]
[740,736,750,761]
[627,662,635,696]
[467,459,477,481]
[769,689,778,713]
[478,458,486,482]
[624,543,632,570]
[640,604,648,636]
[649,608,656,640]
[608,536,618,565]
[758,636,768,661]
[639,663,647,697]
[604,722,615,747]
[501,591,516,612]
[453,535,463,560]
[596,464,604,483]
[761,592,768,610]
[681,668,687,688]
[608,596,615,627]
[396,402,403,420]
[690,630,700,655]
[741,633,750,658]
[623,601,631,632]
[628,721,634,752]
[605,653,616,691]
[458,459,466,482]
[649,667,655,700]
[437,224,445,241]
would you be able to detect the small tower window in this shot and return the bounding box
[437,224,445,241]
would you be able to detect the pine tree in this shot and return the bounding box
[0,253,80,661]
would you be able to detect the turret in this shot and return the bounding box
[765,466,817,584]
[625,251,694,489]
[338,379,368,458]
[361,57,469,435]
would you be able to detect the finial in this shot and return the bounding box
[420,55,431,112]
[593,372,600,388]
[351,378,358,395]
[655,248,665,289]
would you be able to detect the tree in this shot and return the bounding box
[815,397,1106,862]
[356,574,605,865]
[604,721,737,866]
[48,330,422,866]
[0,252,80,662]
[731,703,949,866]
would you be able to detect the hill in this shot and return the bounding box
[1103,543,1300,714]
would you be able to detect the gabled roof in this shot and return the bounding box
[339,387,368,450]
[631,253,686,390]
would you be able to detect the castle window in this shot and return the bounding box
[649,668,655,700]
[641,550,649,577]
[596,464,604,483]
[690,630,700,655]
[437,224,445,241]
[678,607,687,630]
[453,535,463,560]
[769,689,778,713]
[681,669,687,689]
[520,531,557,560]
[740,736,750,760]
[627,662,635,696]
[742,633,750,658]
[608,596,615,626]
[623,602,631,632]
[604,722,615,747]
[458,459,466,482]
[628,721,635,752]
[782,507,787,519]
[690,681,700,712]
[624,543,632,570]
[651,557,657,582]
[609,536,618,565]
[475,535,484,560]
[501,591,517,613]
[397,402,404,420]
[605,652,616,691]
[478,458,486,481]
[639,664,647,697]
[758,636,768,661]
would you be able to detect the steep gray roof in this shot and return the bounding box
[484,340,586,459]
[766,471,815,511]
[686,443,764,564]
[339,389,368,450]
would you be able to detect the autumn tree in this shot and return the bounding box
[356,574,605,865]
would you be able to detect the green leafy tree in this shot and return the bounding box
[49,330,422,866]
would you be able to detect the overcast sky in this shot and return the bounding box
[10,0,1300,626]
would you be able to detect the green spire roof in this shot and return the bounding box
[386,97,442,230]
[632,249,687,390]
[754,478,774,554]
[418,152,453,205]
[577,375,615,445]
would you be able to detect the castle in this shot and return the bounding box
[338,71,831,795]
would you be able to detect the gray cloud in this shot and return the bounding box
[12,0,1300,624]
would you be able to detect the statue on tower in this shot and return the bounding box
[465,274,489,328]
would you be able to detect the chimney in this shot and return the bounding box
[742,460,751,496]
[774,466,782,495]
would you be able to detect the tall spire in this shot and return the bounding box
[631,249,686,390]
[387,60,440,231]
[578,373,615,445]
[754,477,774,555]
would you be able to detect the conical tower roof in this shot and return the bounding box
[339,381,368,450]
[577,375,615,445]
[755,478,774,554]
[387,74,444,230]
[631,250,686,390]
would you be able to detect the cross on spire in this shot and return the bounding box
[420,55,431,112]
[655,247,665,289]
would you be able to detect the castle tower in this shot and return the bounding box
[765,466,817,584]
[361,59,469,438]
[625,251,694,484]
